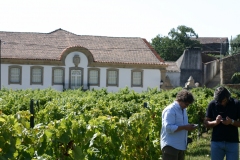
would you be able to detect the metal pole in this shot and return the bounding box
[143,102,147,108]
[0,40,1,90]
[30,99,34,128]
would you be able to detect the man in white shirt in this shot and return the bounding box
[161,89,197,160]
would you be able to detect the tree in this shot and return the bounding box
[230,35,240,55]
[150,25,200,61]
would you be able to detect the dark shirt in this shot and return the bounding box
[206,98,240,142]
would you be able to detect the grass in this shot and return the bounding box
[185,132,211,160]
[158,132,212,160]
[158,129,240,159]
[185,128,240,160]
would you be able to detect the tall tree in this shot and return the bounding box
[230,34,240,55]
[150,25,200,61]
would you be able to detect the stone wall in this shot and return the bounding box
[203,59,220,85]
[220,53,240,84]
[225,84,240,90]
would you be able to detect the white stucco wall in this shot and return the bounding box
[1,65,64,91]
[1,51,162,92]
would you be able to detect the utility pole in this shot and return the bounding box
[0,40,1,90]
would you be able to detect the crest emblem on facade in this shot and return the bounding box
[73,55,80,67]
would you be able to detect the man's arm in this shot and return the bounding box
[232,120,240,127]
[174,124,197,132]
[204,116,221,128]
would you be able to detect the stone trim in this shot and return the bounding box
[30,66,44,85]
[2,58,167,69]
[8,65,22,85]
[69,67,84,89]
[61,47,94,66]
[106,68,119,87]
[131,69,143,87]
[88,68,100,87]
[52,67,65,86]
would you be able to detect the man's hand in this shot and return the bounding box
[221,116,232,125]
[215,115,222,125]
[185,124,198,131]
[175,124,197,132]
[204,115,223,128]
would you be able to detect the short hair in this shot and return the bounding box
[176,89,194,104]
[214,86,231,103]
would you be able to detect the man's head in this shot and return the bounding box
[176,89,194,109]
[214,86,231,105]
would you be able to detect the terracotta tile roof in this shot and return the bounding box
[0,28,166,65]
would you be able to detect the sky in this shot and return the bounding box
[0,0,240,42]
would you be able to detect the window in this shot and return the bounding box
[88,68,100,86]
[52,67,64,85]
[31,66,43,85]
[8,66,22,84]
[131,70,143,87]
[69,67,83,89]
[107,69,119,86]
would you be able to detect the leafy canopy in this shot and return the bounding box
[230,34,240,55]
[150,25,200,61]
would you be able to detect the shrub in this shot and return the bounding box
[231,72,240,84]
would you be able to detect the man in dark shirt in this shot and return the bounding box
[204,86,240,160]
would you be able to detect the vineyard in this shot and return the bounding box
[0,86,237,159]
